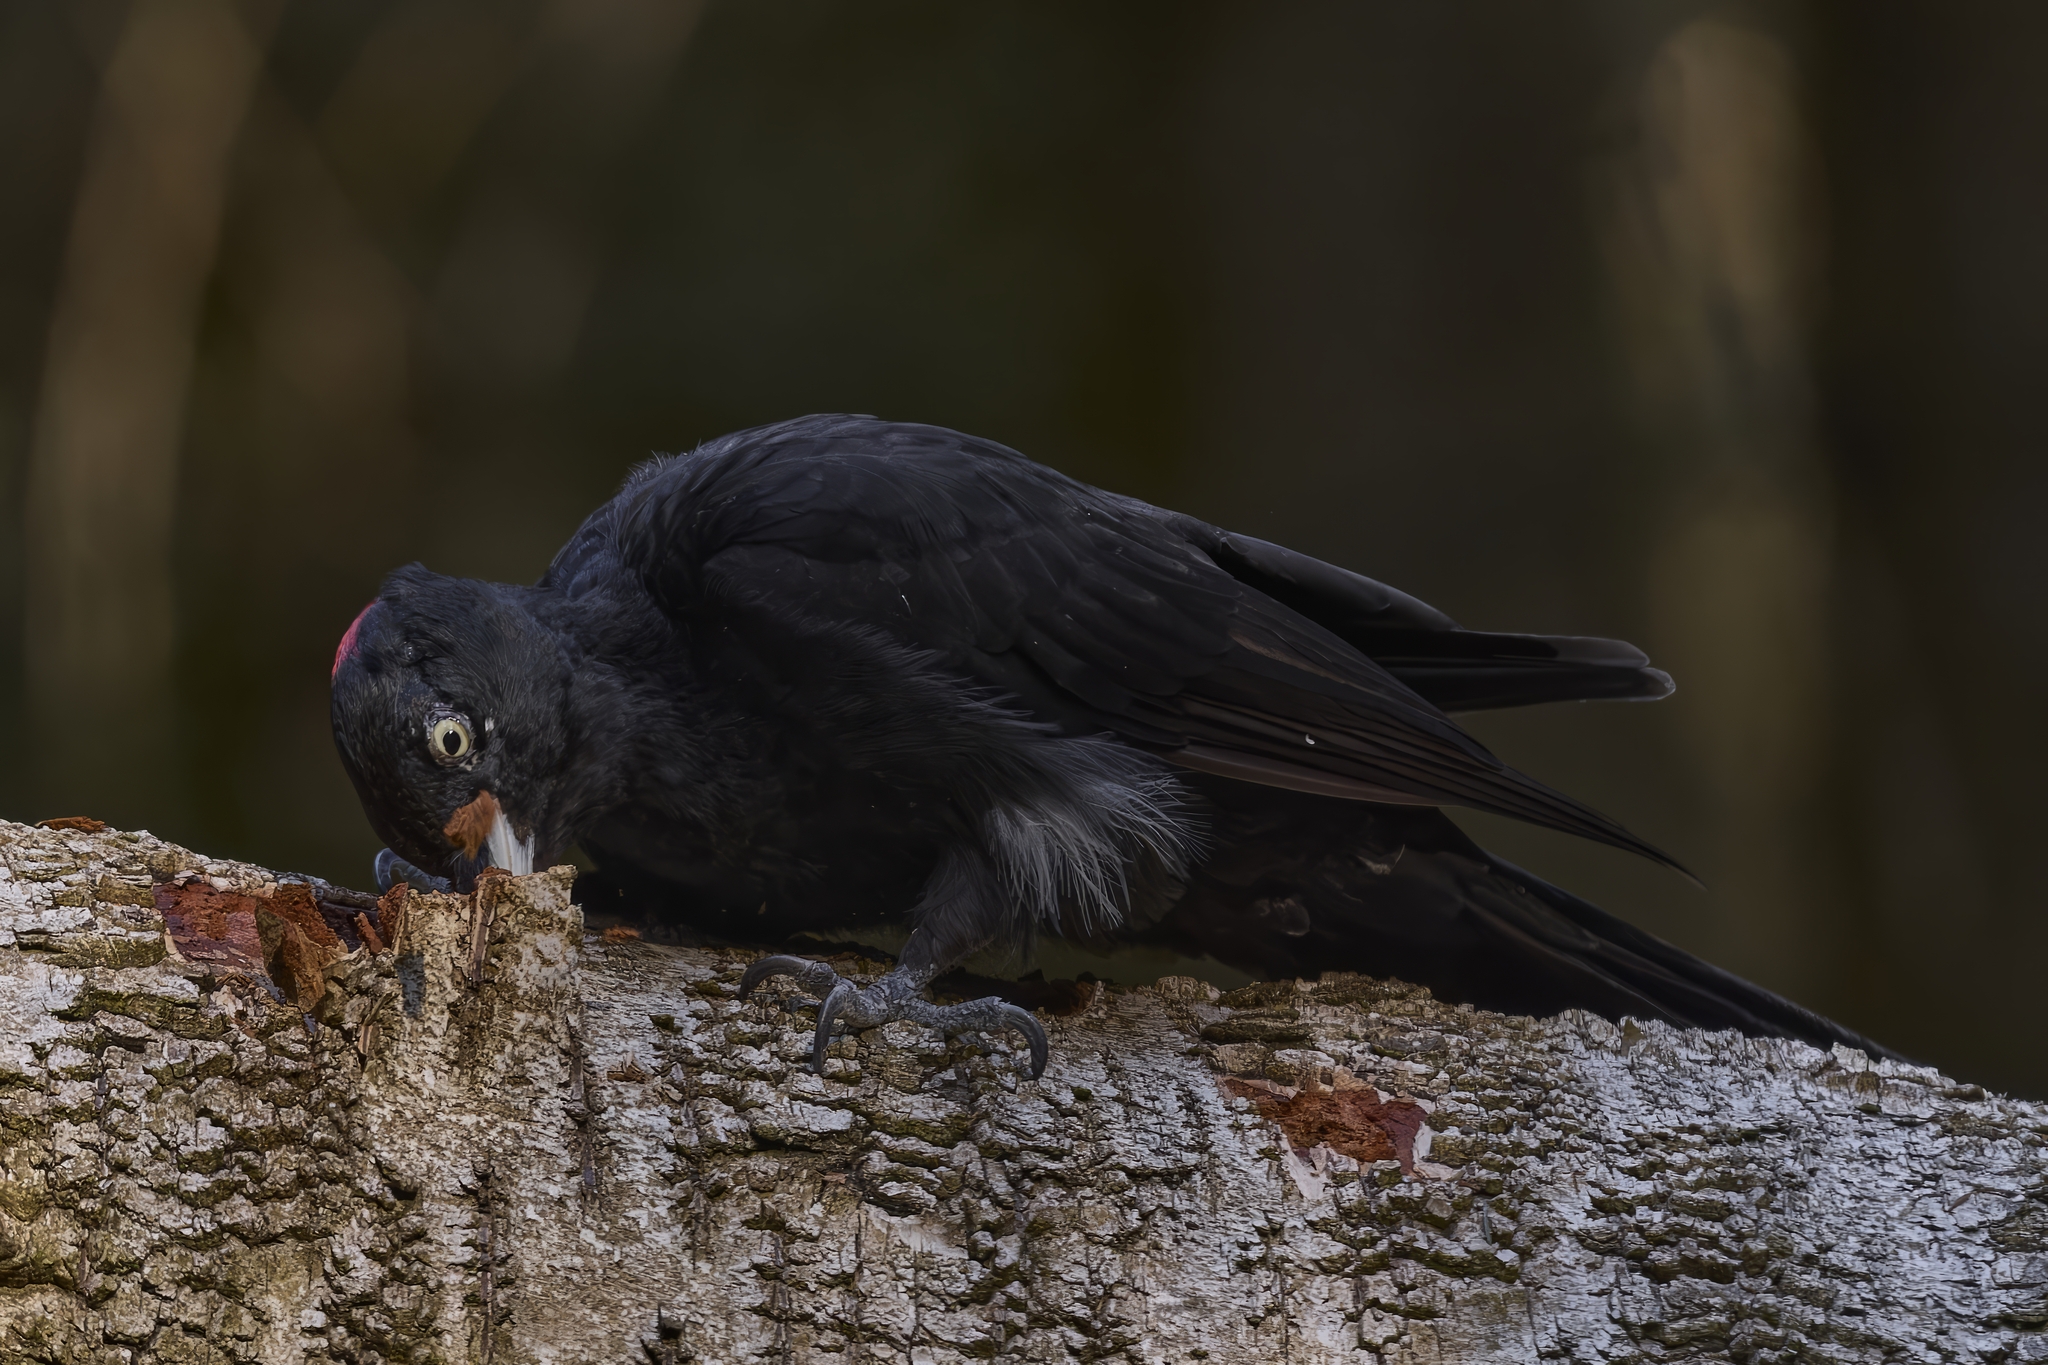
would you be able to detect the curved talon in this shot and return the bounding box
[997,1003,1050,1079]
[812,979,858,1072]
[739,954,832,1001]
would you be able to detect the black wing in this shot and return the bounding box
[600,415,1683,872]
[1186,528,1674,712]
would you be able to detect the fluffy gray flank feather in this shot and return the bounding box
[982,736,1200,933]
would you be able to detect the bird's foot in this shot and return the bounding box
[739,955,1049,1079]
[374,847,452,895]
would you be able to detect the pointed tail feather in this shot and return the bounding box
[1153,792,1903,1062]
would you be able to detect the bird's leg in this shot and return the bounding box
[738,849,1049,1078]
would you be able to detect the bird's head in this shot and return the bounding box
[330,566,571,889]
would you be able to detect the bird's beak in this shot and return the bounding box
[486,806,535,875]
[444,789,536,877]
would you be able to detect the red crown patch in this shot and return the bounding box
[333,602,377,679]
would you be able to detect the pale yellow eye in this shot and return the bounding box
[429,716,472,761]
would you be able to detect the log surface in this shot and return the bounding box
[0,821,2043,1363]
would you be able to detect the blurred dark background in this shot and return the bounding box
[2,0,2043,1093]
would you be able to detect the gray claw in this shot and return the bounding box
[812,979,858,1072]
[739,954,840,1001]
[996,1002,1049,1079]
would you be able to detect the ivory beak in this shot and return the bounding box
[485,807,535,876]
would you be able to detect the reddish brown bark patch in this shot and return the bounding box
[265,882,343,951]
[1219,1076,1432,1172]
[37,817,107,833]
[157,881,269,981]
[375,882,411,952]
[258,913,342,1011]
[156,879,347,1009]
[443,790,500,858]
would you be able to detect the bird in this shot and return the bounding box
[330,414,1896,1076]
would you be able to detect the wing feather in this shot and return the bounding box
[606,416,1684,872]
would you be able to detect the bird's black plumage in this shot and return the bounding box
[330,415,1896,1070]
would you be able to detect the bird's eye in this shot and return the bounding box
[429,716,473,762]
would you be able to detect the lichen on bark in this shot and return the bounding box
[0,820,2043,1363]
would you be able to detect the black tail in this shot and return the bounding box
[1141,780,1902,1061]
[1446,851,1900,1058]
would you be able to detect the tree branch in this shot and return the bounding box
[0,821,2041,1362]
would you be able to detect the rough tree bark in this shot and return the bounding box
[0,821,2042,1364]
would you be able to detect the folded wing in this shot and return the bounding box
[1184,525,1675,712]
[608,415,1685,873]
